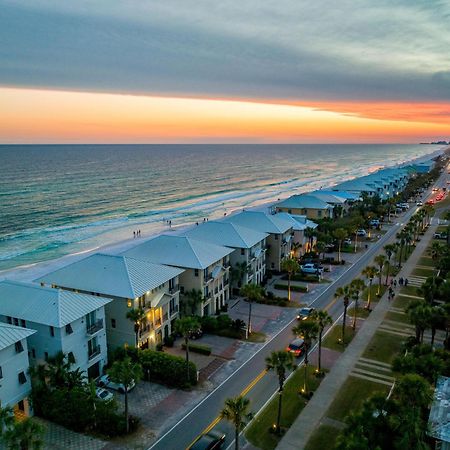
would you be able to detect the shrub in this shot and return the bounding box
[182,342,212,355]
[274,283,308,293]
[217,314,233,329]
[164,335,175,347]
[139,349,197,388]
[266,291,274,300]
[200,315,219,333]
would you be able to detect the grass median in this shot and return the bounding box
[322,325,355,352]
[245,365,323,450]
[304,424,340,450]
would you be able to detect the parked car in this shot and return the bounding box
[434,232,448,240]
[188,430,226,450]
[95,387,114,402]
[98,374,136,393]
[296,307,315,320]
[300,263,323,275]
[286,338,305,357]
[356,229,367,237]
[368,219,380,227]
[343,238,352,246]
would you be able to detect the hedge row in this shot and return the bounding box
[139,349,197,388]
[182,342,212,355]
[274,283,308,293]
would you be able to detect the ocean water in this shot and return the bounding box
[0,144,442,271]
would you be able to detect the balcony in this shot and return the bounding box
[170,305,179,316]
[223,261,231,269]
[223,278,229,286]
[154,318,162,328]
[88,345,101,361]
[169,284,180,295]
[163,312,169,322]
[86,319,103,336]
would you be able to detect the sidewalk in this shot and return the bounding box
[276,215,439,450]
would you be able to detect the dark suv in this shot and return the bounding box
[189,430,226,450]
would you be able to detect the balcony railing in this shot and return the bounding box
[163,312,169,322]
[88,345,101,360]
[169,284,179,295]
[86,319,103,336]
[154,318,162,327]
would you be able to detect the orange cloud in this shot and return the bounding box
[0,87,449,143]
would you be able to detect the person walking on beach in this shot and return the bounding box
[133,231,136,238]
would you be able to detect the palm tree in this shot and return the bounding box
[265,351,295,434]
[108,356,143,433]
[430,306,446,347]
[350,278,365,330]
[311,310,332,373]
[383,244,396,285]
[291,241,302,258]
[406,300,432,343]
[45,351,73,388]
[362,265,378,310]
[373,255,386,296]
[240,284,264,339]
[126,307,146,347]
[2,417,45,450]
[231,262,248,289]
[315,241,326,261]
[304,227,316,253]
[292,320,318,393]
[333,228,347,263]
[175,316,200,382]
[220,396,253,450]
[0,405,14,437]
[334,284,352,344]
[396,230,408,268]
[185,289,203,316]
[281,257,300,301]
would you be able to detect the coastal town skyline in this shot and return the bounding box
[1,1,450,143]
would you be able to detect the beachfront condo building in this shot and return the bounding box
[184,221,268,287]
[0,280,111,380]
[222,211,293,272]
[36,253,183,350]
[274,213,318,255]
[122,235,233,317]
[0,323,35,418]
[275,194,334,220]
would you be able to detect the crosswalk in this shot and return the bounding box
[406,275,426,287]
[350,357,394,387]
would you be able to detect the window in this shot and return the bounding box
[44,352,49,361]
[274,234,278,240]
[318,210,322,218]
[0,366,3,379]
[180,286,185,294]
[65,323,73,335]
[20,319,26,328]
[13,318,19,326]
[6,316,12,324]
[18,371,27,384]
[194,269,199,277]
[49,326,55,337]
[241,248,245,255]
[111,318,116,329]
[32,348,36,358]
[68,352,76,364]
[15,340,24,353]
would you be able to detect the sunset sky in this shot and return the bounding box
[1,0,450,143]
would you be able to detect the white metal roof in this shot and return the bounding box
[184,221,268,249]
[122,235,233,270]
[276,194,333,210]
[222,210,293,234]
[0,323,36,351]
[35,253,184,299]
[0,280,111,328]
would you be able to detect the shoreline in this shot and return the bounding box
[0,146,445,283]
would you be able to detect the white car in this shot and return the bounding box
[356,229,367,237]
[95,387,114,402]
[98,374,136,393]
[416,201,423,206]
[300,263,323,275]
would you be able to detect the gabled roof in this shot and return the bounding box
[35,253,183,299]
[122,235,233,270]
[276,194,333,210]
[319,190,360,201]
[308,191,348,205]
[184,221,268,249]
[290,215,319,230]
[332,179,378,193]
[222,210,293,234]
[0,280,111,328]
[0,323,36,351]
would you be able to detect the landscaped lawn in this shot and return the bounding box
[322,325,355,352]
[399,286,420,297]
[411,267,435,277]
[245,365,323,450]
[384,310,410,324]
[417,257,435,267]
[348,306,370,319]
[304,424,340,450]
[362,285,386,303]
[392,295,413,309]
[362,331,405,364]
[326,377,390,421]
